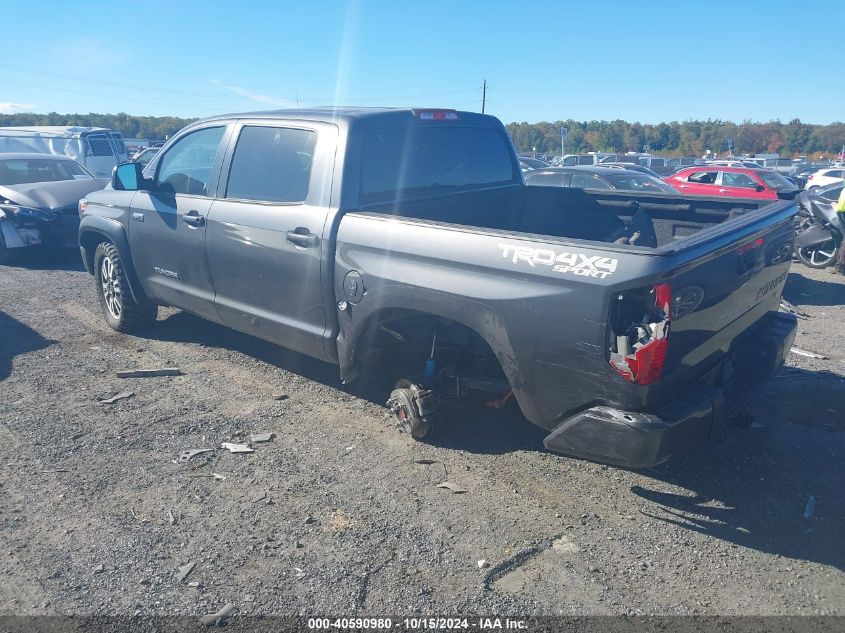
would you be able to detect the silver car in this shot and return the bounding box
[0,153,107,263]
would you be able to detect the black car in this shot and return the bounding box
[599,162,663,179]
[523,165,677,193]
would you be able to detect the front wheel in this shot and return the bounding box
[796,240,838,268]
[94,242,157,332]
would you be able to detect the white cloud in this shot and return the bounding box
[224,85,297,108]
[0,102,35,114]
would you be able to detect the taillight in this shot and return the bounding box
[609,283,671,385]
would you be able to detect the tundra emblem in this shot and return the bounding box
[497,244,618,279]
[153,266,180,279]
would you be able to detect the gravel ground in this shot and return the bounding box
[0,253,843,618]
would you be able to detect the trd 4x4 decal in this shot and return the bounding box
[497,244,618,279]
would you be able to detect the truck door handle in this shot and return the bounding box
[286,228,319,248]
[182,211,205,227]
[679,184,689,189]
[719,189,728,193]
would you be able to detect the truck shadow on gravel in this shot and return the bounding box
[783,270,845,307]
[631,366,845,571]
[0,310,55,382]
[5,250,86,272]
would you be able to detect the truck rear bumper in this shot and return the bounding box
[543,312,798,468]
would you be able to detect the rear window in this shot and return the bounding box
[605,173,675,192]
[524,171,566,187]
[360,125,518,202]
[757,170,797,191]
[819,185,843,201]
[85,134,115,157]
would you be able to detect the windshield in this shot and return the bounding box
[0,158,93,185]
[605,173,675,192]
[360,125,519,202]
[757,170,797,191]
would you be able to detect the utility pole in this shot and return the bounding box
[481,79,487,114]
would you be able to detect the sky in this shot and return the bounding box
[2,0,843,125]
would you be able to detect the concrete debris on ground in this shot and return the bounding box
[177,449,213,463]
[116,368,182,378]
[176,562,195,583]
[436,481,467,494]
[96,391,134,404]
[220,442,254,454]
[199,603,237,627]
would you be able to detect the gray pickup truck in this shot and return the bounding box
[78,108,797,467]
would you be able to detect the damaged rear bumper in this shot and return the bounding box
[543,312,798,468]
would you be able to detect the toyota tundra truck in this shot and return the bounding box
[77,108,798,467]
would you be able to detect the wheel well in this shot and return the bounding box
[354,308,509,394]
[80,231,110,272]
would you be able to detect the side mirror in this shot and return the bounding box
[112,162,146,191]
[754,184,765,192]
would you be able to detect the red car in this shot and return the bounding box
[664,166,799,200]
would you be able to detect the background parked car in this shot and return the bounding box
[131,146,160,167]
[600,162,663,178]
[519,157,549,171]
[0,154,107,263]
[804,167,845,190]
[664,166,799,200]
[0,126,129,178]
[523,166,677,192]
[811,180,844,203]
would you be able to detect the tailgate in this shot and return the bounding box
[659,206,796,390]
[606,201,796,400]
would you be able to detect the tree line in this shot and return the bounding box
[0,112,196,141]
[2,112,844,158]
[507,119,845,158]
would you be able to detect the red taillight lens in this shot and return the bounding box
[654,283,672,314]
[624,338,668,385]
[609,283,671,385]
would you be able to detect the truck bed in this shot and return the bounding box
[355,184,787,251]
[335,186,797,465]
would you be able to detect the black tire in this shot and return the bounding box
[796,241,838,269]
[94,242,157,332]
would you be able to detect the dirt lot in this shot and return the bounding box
[1,253,844,618]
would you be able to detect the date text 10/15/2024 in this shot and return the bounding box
[307,617,528,630]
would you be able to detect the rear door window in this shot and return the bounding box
[226,126,317,203]
[687,170,718,184]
